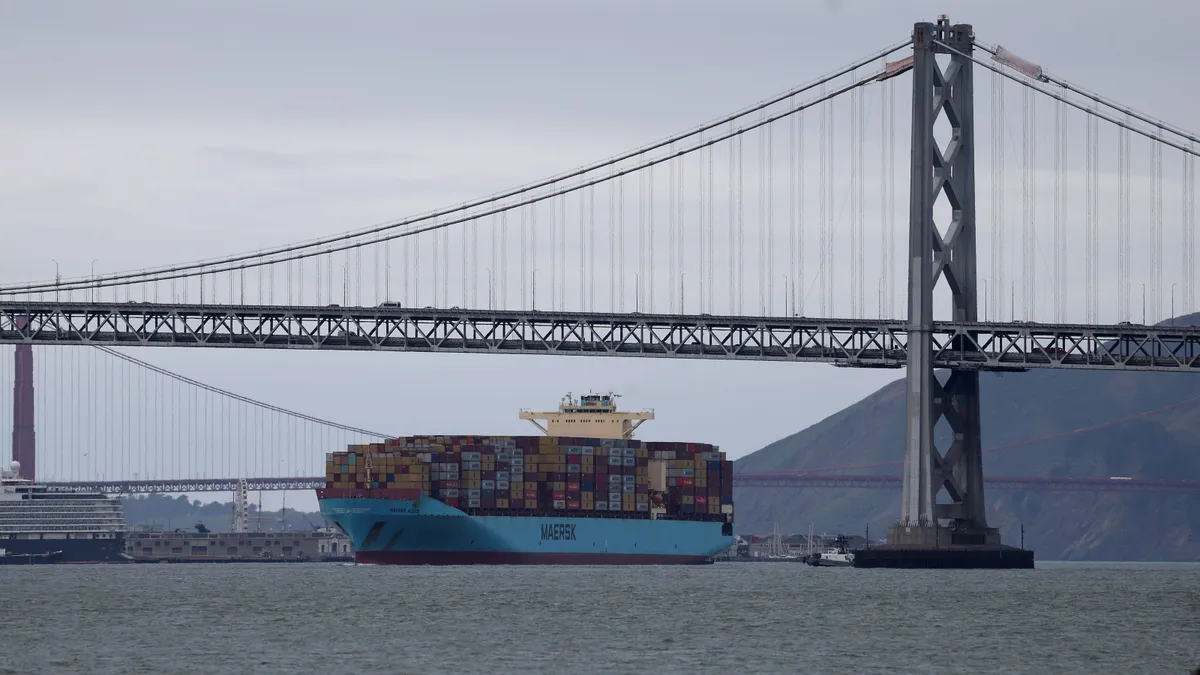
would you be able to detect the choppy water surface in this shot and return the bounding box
[2,561,1198,674]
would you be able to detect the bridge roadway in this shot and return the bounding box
[44,474,1200,495]
[3,302,1200,371]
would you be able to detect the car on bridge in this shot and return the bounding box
[1036,345,1068,358]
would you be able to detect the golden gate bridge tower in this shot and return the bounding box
[11,324,34,482]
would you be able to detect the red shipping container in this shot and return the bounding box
[696,495,708,505]
[680,477,694,487]
[443,497,460,507]
[444,480,460,489]
[524,489,538,499]
[567,481,581,491]
[553,490,566,500]
[568,455,581,464]
[567,499,581,510]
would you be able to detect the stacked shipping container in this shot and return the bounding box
[322,435,734,522]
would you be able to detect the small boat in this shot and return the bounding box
[0,548,63,565]
[807,535,854,567]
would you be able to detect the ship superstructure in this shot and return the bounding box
[0,461,129,563]
[318,393,734,565]
[519,392,654,440]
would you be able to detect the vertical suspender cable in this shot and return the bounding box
[737,130,745,315]
[549,190,557,311]
[767,113,775,316]
[638,165,646,313]
[1152,131,1164,322]
[589,186,596,311]
[678,146,685,313]
[1021,86,1034,320]
[707,140,714,313]
[669,146,677,312]
[728,123,736,315]
[619,174,626,313]
[789,98,797,318]
[758,113,767,314]
[521,208,528,309]
[559,193,567,310]
[1185,142,1196,316]
[609,174,616,312]
[531,201,538,311]
[699,140,707,314]
[648,167,655,313]
[501,211,509,310]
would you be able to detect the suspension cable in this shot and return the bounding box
[0,39,914,296]
[91,346,393,438]
[3,69,897,297]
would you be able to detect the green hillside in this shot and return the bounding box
[733,317,1200,561]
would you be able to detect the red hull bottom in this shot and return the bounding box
[356,551,714,565]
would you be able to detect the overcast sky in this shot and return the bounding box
[2,1,1197,509]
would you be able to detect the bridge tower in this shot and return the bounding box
[863,16,1032,568]
[11,322,35,482]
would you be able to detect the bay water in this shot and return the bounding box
[2,561,1197,674]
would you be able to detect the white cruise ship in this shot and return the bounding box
[1,461,129,564]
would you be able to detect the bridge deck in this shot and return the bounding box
[3,302,1200,372]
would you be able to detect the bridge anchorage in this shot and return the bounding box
[855,17,1028,569]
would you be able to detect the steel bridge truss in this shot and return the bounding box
[4,302,1200,372]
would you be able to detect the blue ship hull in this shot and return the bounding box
[319,495,733,565]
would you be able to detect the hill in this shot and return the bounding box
[121,494,326,533]
[733,315,1200,561]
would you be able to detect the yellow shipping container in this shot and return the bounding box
[497,498,509,509]
[525,499,538,509]
[635,448,647,459]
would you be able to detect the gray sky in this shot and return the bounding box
[2,0,1198,509]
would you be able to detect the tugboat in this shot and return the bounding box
[807,534,855,567]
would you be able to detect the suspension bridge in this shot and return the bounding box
[14,342,1200,496]
[3,17,1199,557]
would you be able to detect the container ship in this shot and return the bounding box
[317,393,735,565]
[1,461,129,564]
